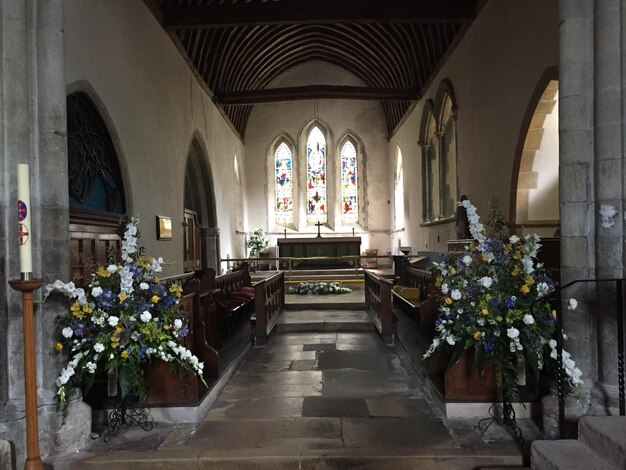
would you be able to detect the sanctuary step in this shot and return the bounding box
[251,267,394,283]
[530,416,626,469]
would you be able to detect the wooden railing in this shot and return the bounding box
[364,270,394,344]
[252,271,285,346]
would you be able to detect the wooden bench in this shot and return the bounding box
[212,262,255,338]
[249,271,285,346]
[392,257,438,334]
[364,270,396,344]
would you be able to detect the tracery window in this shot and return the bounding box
[395,147,405,230]
[439,93,457,217]
[340,140,358,223]
[306,126,327,223]
[274,141,294,223]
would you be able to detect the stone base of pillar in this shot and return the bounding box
[589,382,623,416]
[541,392,589,439]
[0,439,13,470]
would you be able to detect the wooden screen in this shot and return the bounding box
[184,209,203,272]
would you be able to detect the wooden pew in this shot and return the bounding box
[250,271,285,346]
[212,262,255,338]
[392,261,438,334]
[364,270,395,344]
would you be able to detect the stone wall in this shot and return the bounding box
[389,0,559,253]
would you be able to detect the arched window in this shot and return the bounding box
[340,139,358,223]
[306,126,327,223]
[420,101,438,221]
[274,141,294,223]
[395,147,405,230]
[438,85,457,218]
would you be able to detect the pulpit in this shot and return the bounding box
[277,237,361,268]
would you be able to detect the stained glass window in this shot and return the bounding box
[306,126,327,223]
[340,140,358,223]
[274,142,293,223]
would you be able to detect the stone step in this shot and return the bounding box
[579,416,626,469]
[530,439,619,470]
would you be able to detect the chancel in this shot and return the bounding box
[1,0,626,469]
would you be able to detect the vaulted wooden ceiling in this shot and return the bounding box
[149,0,478,139]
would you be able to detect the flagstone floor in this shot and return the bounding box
[51,308,539,469]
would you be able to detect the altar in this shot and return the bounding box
[277,237,361,268]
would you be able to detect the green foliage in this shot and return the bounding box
[247,228,269,256]
[485,197,508,239]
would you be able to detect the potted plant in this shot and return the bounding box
[247,228,269,257]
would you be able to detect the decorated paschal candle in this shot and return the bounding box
[17,164,33,276]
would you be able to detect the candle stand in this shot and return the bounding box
[8,279,44,470]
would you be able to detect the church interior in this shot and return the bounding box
[1,0,625,468]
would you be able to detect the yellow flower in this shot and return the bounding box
[136,256,148,268]
[525,275,535,285]
[481,308,489,316]
[115,326,124,335]
[54,342,63,352]
[482,254,489,262]
[154,277,160,283]
[151,295,160,304]
[513,251,522,260]
[169,284,183,295]
[473,331,482,341]
[520,285,530,294]
[511,266,520,276]
[552,309,557,319]
[504,244,512,253]
[449,268,456,276]
[164,325,170,330]
[436,276,443,287]
[96,266,111,278]
[70,302,84,319]
[445,298,453,305]
[82,304,93,314]
[118,292,127,302]
[121,350,129,359]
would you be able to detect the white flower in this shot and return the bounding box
[110,353,115,359]
[480,276,493,288]
[450,289,462,300]
[174,319,183,330]
[568,298,578,310]
[446,335,456,346]
[107,264,118,273]
[140,311,152,323]
[91,286,103,297]
[549,339,557,349]
[521,256,534,274]
[85,362,97,374]
[139,282,149,290]
[536,282,550,297]
[93,343,105,353]
[462,255,472,266]
[509,235,520,244]
[522,314,535,325]
[507,327,520,339]
[108,316,119,327]
[441,283,449,294]
[62,327,73,339]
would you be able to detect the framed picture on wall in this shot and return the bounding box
[156,215,172,240]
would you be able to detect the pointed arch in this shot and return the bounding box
[395,146,405,231]
[419,99,438,221]
[267,132,297,228]
[301,120,330,224]
[184,133,219,271]
[436,80,458,218]
[336,130,366,226]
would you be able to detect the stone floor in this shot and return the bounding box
[51,314,537,469]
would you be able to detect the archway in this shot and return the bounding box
[184,137,219,272]
[514,79,559,237]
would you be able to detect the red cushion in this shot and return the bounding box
[231,290,255,300]
[241,286,255,294]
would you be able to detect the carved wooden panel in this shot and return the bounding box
[184,209,203,272]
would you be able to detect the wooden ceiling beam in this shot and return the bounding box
[163,0,476,29]
[214,85,419,105]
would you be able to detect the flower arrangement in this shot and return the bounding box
[424,199,583,406]
[46,219,205,416]
[287,281,352,295]
[247,228,269,257]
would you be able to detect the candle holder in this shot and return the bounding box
[9,278,44,470]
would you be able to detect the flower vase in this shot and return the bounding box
[444,349,498,401]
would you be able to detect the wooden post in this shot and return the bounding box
[8,279,44,470]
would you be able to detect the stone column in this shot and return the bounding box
[0,0,91,465]
[204,227,221,272]
[553,0,626,435]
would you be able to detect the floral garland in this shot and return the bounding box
[46,219,205,416]
[287,281,352,295]
[424,199,583,405]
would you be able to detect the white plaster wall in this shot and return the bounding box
[64,0,246,274]
[389,0,559,253]
[245,61,390,254]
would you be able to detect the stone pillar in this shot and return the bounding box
[204,227,221,272]
[553,0,626,435]
[0,0,91,465]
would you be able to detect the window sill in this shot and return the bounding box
[420,215,455,227]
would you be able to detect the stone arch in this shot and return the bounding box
[394,146,405,231]
[184,133,219,271]
[512,68,559,233]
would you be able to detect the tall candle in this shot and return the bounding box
[17,164,33,275]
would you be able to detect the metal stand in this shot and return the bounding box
[103,394,153,442]
[475,401,524,445]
